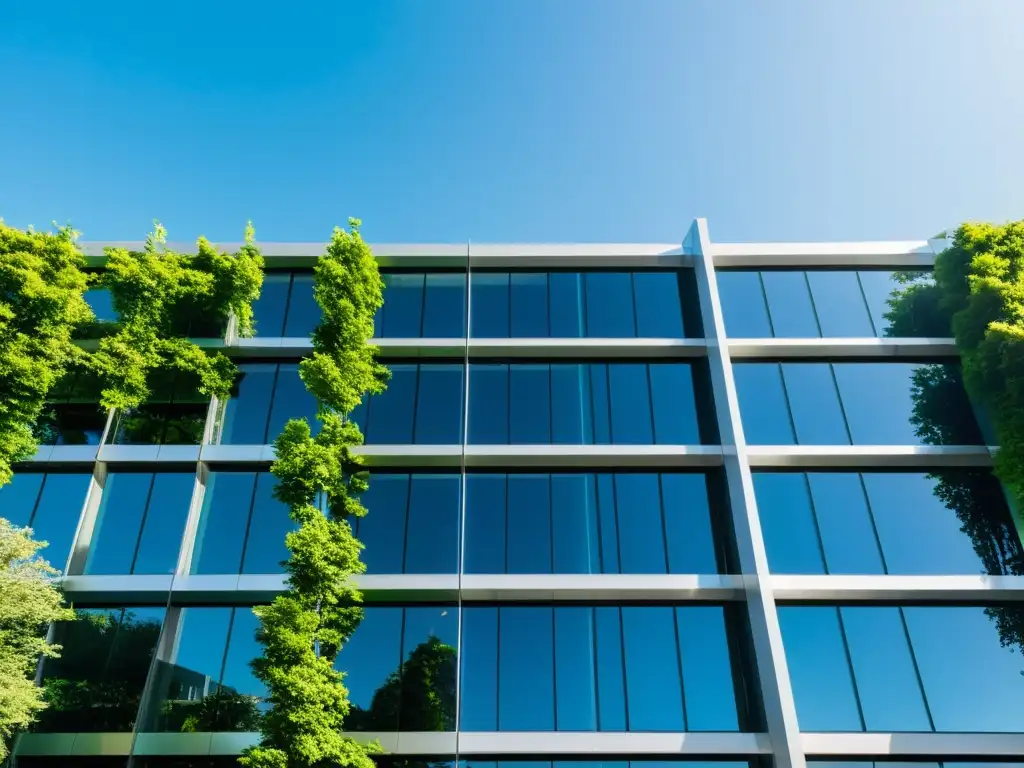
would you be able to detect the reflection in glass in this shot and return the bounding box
[36,608,165,732]
[32,371,108,446]
[459,606,744,731]
[0,472,92,573]
[86,472,193,575]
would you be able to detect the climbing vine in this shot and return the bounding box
[241,219,388,768]
[0,221,93,486]
[90,222,264,410]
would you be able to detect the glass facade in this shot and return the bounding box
[10,232,1023,768]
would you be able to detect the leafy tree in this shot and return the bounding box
[0,221,93,485]
[0,520,75,759]
[241,220,388,768]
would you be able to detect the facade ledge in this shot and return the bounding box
[802,731,1024,757]
[772,574,1024,603]
[745,444,993,468]
[728,337,958,359]
[710,240,935,268]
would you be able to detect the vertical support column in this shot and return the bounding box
[454,241,472,765]
[689,219,804,768]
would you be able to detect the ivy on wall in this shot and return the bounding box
[241,219,389,768]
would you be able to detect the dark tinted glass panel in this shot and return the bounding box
[266,364,319,438]
[615,474,666,574]
[219,364,276,444]
[781,363,849,444]
[807,474,884,574]
[35,373,108,446]
[806,271,875,337]
[754,473,825,574]
[423,273,467,337]
[550,475,601,573]
[634,272,685,337]
[86,472,192,575]
[84,287,117,322]
[471,274,510,337]
[548,273,585,338]
[1,472,91,572]
[282,274,320,337]
[554,607,598,730]
[676,607,741,730]
[344,606,458,732]
[469,365,508,443]
[358,364,463,444]
[191,472,255,573]
[499,607,555,729]
[859,269,933,337]
[733,364,794,444]
[761,271,819,337]
[585,273,635,337]
[661,474,719,574]
[622,606,685,730]
[241,473,294,573]
[717,271,772,337]
[506,475,552,573]
[459,607,498,730]
[509,365,551,443]
[251,272,290,336]
[608,364,652,443]
[510,273,549,336]
[380,274,425,337]
[37,607,165,732]
[464,475,507,574]
[594,606,626,730]
[650,363,701,443]
[414,365,465,444]
[356,474,409,574]
[404,475,460,573]
[550,364,593,444]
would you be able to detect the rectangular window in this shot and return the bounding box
[469,363,708,444]
[0,471,92,573]
[459,605,746,731]
[469,271,692,338]
[36,607,166,733]
[464,473,721,574]
[735,362,984,446]
[717,269,934,338]
[108,372,209,446]
[86,472,193,575]
[781,605,1024,733]
[33,371,108,447]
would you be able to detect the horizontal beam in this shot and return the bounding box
[746,444,993,469]
[710,240,937,268]
[772,574,1024,603]
[728,337,958,359]
[802,731,1024,757]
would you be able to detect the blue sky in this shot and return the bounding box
[2,0,1022,244]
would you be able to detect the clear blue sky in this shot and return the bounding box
[2,0,1022,244]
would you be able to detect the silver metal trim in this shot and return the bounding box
[802,731,1024,757]
[728,337,959,359]
[710,240,936,268]
[772,574,1024,603]
[746,444,994,468]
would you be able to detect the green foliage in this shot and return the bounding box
[0,221,93,485]
[242,220,388,768]
[0,519,76,759]
[90,222,264,410]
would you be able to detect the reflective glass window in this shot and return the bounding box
[266,363,318,439]
[34,372,108,446]
[548,273,585,337]
[859,269,934,337]
[470,363,706,445]
[459,606,744,732]
[510,273,549,336]
[0,472,91,573]
[471,273,510,337]
[141,607,266,733]
[717,271,773,337]
[86,472,193,575]
[251,272,291,336]
[806,271,875,337]
[84,287,117,323]
[342,606,458,731]
[753,473,825,575]
[807,473,884,574]
[218,363,277,444]
[634,272,685,337]
[781,363,849,444]
[585,273,635,337]
[379,274,425,337]
[423,273,467,337]
[358,364,464,444]
[732,363,794,444]
[550,475,601,574]
[282,274,319,337]
[36,607,166,733]
[761,271,819,337]
[403,475,461,573]
[108,372,209,446]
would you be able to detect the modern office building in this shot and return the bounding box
[5,219,1024,768]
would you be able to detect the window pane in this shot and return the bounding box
[778,606,862,731]
[677,607,740,731]
[464,475,506,574]
[622,607,684,730]
[471,273,510,337]
[807,271,874,337]
[551,475,601,574]
[589,365,611,444]
[761,271,819,337]
[594,607,626,730]
[634,272,685,337]
[614,474,666,574]
[366,365,417,443]
[27,473,91,572]
[585,273,635,337]
[342,608,404,731]
[415,365,464,444]
[840,606,930,731]
[510,273,549,336]
[507,475,551,574]
[423,273,466,337]
[717,271,772,337]
[808,474,884,574]
[405,475,460,573]
[0,472,45,528]
[267,364,318,439]
[859,270,932,338]
[37,608,165,733]
[782,363,850,444]
[555,607,598,730]
[864,471,1023,576]
[904,606,1024,732]
[595,475,619,573]
[220,364,276,444]
[754,473,825,574]
[608,364,652,444]
[509,365,550,443]
[499,607,555,730]
[381,274,425,337]
[733,364,794,444]
[219,609,267,717]
[87,473,152,575]
[469,365,508,443]
[283,274,320,337]
[549,273,585,337]
[661,474,719,574]
[650,363,701,444]
[132,473,193,574]
[356,475,409,574]
[84,287,117,323]
[399,606,459,731]
[551,364,593,443]
[251,273,290,336]
[460,608,498,730]
[241,473,294,573]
